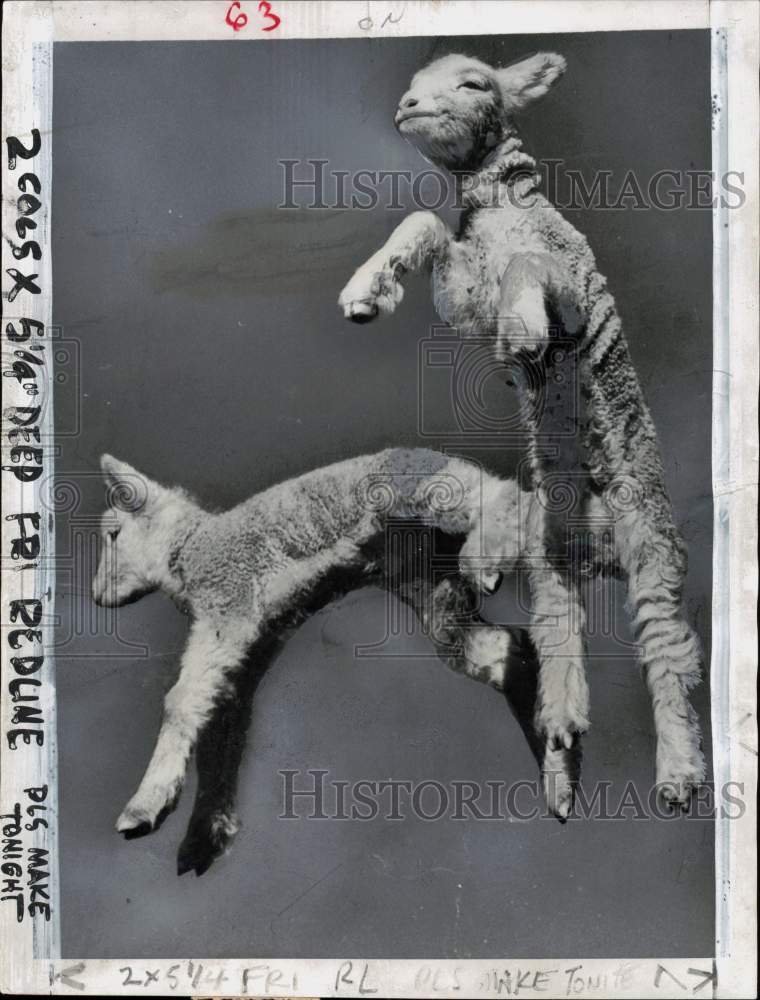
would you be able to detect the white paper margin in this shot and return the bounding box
[1,0,60,992]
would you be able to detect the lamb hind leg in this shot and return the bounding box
[527,563,590,748]
[176,634,279,876]
[501,628,582,823]
[175,688,248,876]
[389,535,578,821]
[429,578,579,821]
[617,513,705,806]
[339,211,452,322]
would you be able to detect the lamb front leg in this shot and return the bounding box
[177,556,382,874]
[116,619,256,837]
[339,210,452,322]
[497,252,584,356]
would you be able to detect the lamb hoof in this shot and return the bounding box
[539,708,588,752]
[116,782,181,838]
[542,762,575,822]
[544,728,580,752]
[176,810,240,877]
[658,781,695,812]
[121,820,153,840]
[656,750,705,811]
[116,800,175,839]
[346,301,379,323]
[177,838,216,877]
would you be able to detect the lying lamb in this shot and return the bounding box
[93,447,570,875]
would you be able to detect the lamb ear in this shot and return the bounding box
[100,454,155,513]
[496,52,566,110]
[100,453,140,483]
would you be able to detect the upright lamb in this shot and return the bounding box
[338,53,704,805]
[93,447,572,875]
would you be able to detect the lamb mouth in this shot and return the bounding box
[395,111,441,126]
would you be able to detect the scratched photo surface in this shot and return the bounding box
[52,31,713,959]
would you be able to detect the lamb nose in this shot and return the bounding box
[400,95,419,109]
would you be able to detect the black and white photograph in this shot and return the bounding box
[1,2,757,997]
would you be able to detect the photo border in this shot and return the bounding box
[2,2,756,996]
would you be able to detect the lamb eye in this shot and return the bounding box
[459,79,488,91]
[108,528,120,541]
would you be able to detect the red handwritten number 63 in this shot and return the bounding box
[225,0,280,32]
[258,1,281,31]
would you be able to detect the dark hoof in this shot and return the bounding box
[659,791,692,815]
[120,800,176,840]
[122,821,153,840]
[548,731,578,752]
[176,828,222,877]
[348,303,379,323]
[177,839,216,877]
[176,811,240,877]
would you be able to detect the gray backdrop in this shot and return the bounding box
[53,31,714,958]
